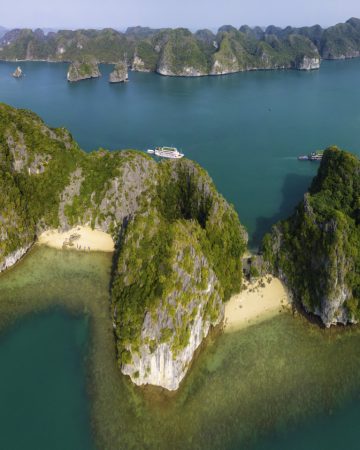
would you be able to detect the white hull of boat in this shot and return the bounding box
[147,148,184,159]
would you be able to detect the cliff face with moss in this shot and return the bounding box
[109,61,128,83]
[67,57,101,82]
[0,103,247,390]
[0,103,157,270]
[111,159,247,389]
[263,147,360,327]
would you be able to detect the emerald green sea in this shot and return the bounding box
[1,60,360,449]
[2,247,360,449]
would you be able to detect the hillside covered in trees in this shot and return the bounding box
[0,102,247,389]
[263,147,360,327]
[1,18,360,76]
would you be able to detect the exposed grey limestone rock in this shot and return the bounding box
[109,61,128,83]
[0,244,32,272]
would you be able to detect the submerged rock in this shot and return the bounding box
[67,58,101,82]
[109,61,128,83]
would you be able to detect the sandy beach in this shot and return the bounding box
[224,276,290,333]
[37,226,115,252]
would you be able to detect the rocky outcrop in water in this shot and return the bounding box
[262,147,360,327]
[12,66,22,78]
[67,58,101,82]
[112,159,247,389]
[118,219,225,390]
[0,103,247,391]
[109,61,128,83]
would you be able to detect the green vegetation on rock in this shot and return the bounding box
[263,147,360,326]
[0,102,247,389]
[67,56,101,81]
[0,102,156,266]
[111,158,247,376]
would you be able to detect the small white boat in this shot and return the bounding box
[147,146,184,159]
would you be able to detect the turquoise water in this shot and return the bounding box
[1,61,360,449]
[0,310,94,450]
[2,60,360,246]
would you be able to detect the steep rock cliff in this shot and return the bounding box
[156,28,210,76]
[0,103,248,391]
[0,103,156,269]
[109,61,128,83]
[262,147,360,327]
[67,58,101,82]
[112,159,247,389]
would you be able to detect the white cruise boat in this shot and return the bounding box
[147,146,184,159]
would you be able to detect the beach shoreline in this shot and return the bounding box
[224,275,290,333]
[37,226,115,253]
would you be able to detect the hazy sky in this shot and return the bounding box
[2,0,360,30]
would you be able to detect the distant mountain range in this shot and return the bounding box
[1,18,360,76]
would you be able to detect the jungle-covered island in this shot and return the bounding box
[0,103,247,389]
[0,103,359,390]
[263,148,360,327]
[2,17,360,78]
[67,56,101,81]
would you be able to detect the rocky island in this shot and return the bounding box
[262,147,360,327]
[0,103,247,390]
[0,102,359,390]
[67,58,101,82]
[12,66,22,78]
[109,61,128,83]
[1,18,360,78]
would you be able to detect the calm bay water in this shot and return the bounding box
[1,59,360,246]
[1,61,360,449]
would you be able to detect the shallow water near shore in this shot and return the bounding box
[1,247,360,449]
[1,59,360,247]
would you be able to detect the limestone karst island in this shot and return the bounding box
[0,2,360,450]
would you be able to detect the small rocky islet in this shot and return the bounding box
[67,59,128,83]
[67,57,101,82]
[12,66,22,78]
[109,61,128,83]
[0,102,359,390]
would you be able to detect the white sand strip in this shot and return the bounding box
[224,276,290,333]
[37,226,115,252]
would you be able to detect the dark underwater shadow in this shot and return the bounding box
[250,173,314,250]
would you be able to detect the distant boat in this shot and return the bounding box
[298,151,324,161]
[12,66,23,78]
[147,146,184,159]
